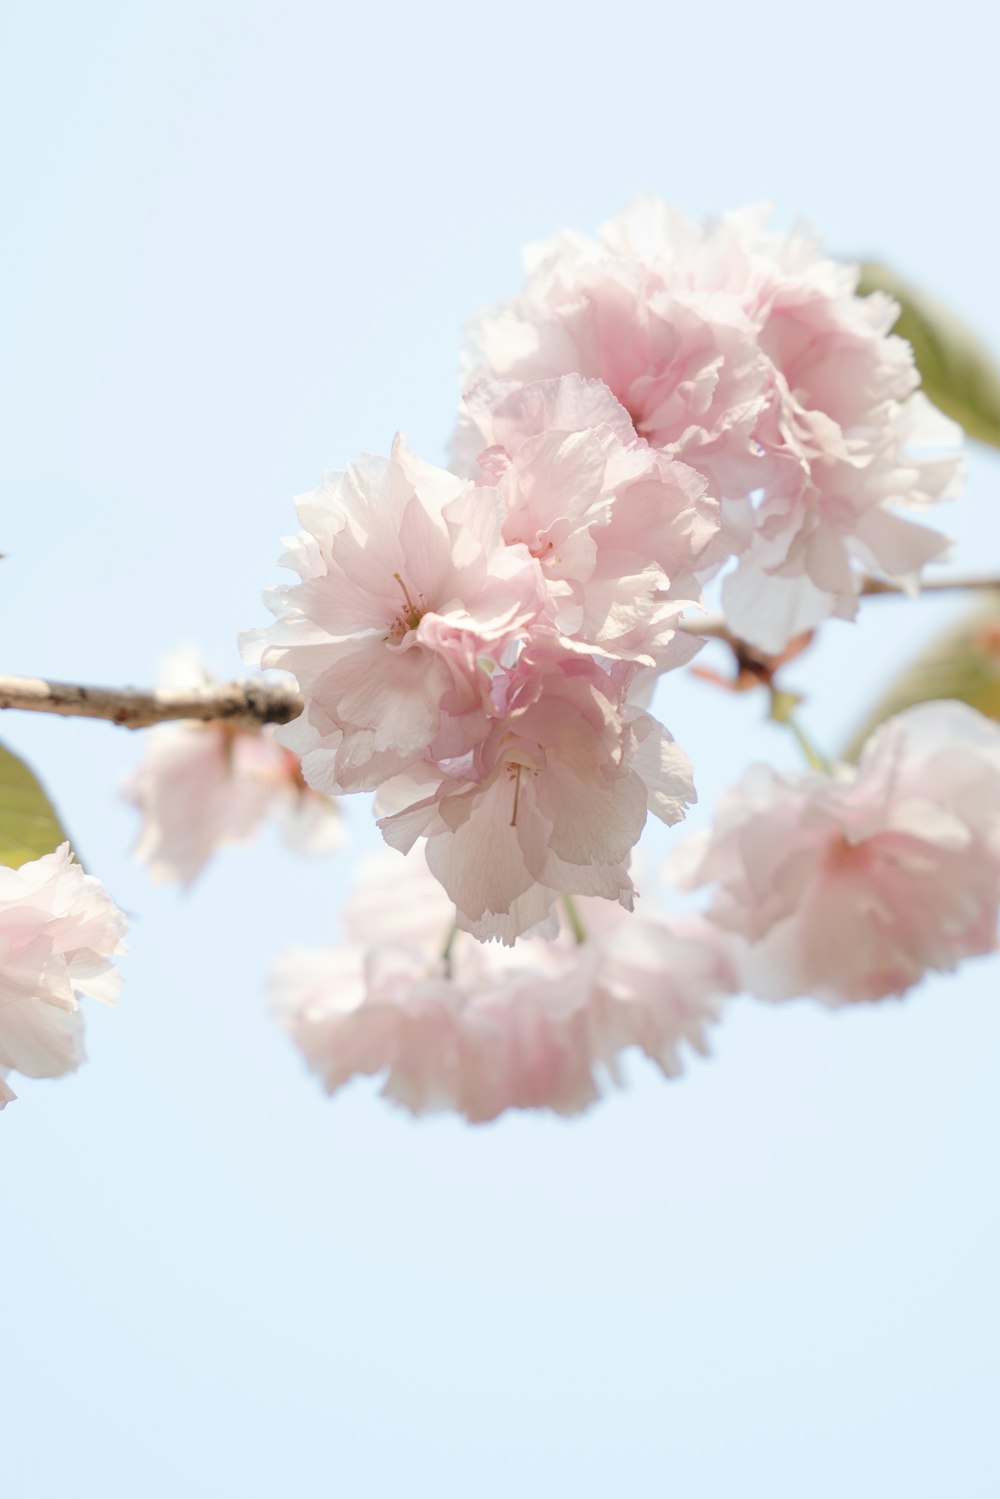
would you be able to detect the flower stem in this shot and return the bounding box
[561,894,587,945]
[786,714,834,774]
[768,689,834,775]
[441,920,459,977]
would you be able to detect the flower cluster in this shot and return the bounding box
[270,852,736,1122]
[0,845,128,1108]
[2,199,988,1122]
[462,200,963,652]
[670,703,1000,1004]
[246,197,991,1122]
[257,409,711,942]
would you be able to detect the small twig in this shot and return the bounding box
[1,574,999,732]
[0,675,303,730]
[679,572,1000,646]
[856,572,1000,600]
[768,688,834,774]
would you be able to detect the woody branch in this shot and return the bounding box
[1,573,998,730]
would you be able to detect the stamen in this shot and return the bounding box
[392,572,422,628]
[509,763,523,827]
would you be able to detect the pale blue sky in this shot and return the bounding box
[2,2,999,1495]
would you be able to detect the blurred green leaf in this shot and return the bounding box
[859,262,1000,450]
[0,740,71,867]
[843,592,1000,760]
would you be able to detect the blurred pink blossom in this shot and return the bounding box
[127,651,344,885]
[0,844,128,1106]
[670,702,1000,1005]
[270,852,735,1122]
[128,722,345,885]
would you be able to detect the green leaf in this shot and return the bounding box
[0,740,72,867]
[859,261,1000,450]
[843,592,1000,760]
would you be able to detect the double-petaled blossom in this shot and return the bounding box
[254,424,710,937]
[461,198,962,651]
[269,852,736,1121]
[460,212,774,495]
[126,652,344,886]
[458,373,722,669]
[669,702,1000,1005]
[259,437,544,795]
[723,392,958,652]
[377,640,695,942]
[0,845,128,1107]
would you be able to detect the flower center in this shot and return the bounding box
[824,833,872,872]
[386,572,424,641]
[505,759,539,826]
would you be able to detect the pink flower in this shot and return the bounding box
[258,436,543,794]
[0,845,128,1104]
[458,373,722,669]
[270,853,735,1121]
[585,911,737,1080]
[126,653,345,886]
[462,199,963,651]
[342,848,457,950]
[248,430,701,931]
[377,641,695,943]
[721,392,958,654]
[670,701,1000,1004]
[461,216,774,496]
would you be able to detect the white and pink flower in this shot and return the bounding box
[0,844,128,1106]
[128,721,345,885]
[461,199,963,650]
[260,437,544,795]
[670,701,1000,1005]
[377,640,694,943]
[270,851,735,1122]
[460,214,774,495]
[127,652,344,885]
[458,373,722,668]
[252,425,704,934]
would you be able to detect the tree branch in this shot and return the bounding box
[0,675,303,729]
[1,573,998,730]
[686,571,1000,647]
[857,573,1000,599]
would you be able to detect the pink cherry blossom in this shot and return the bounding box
[0,844,128,1104]
[721,392,958,653]
[126,652,344,886]
[127,721,345,885]
[584,910,737,1081]
[462,199,963,650]
[270,852,735,1122]
[461,218,774,496]
[670,701,1000,1005]
[458,373,723,669]
[377,641,695,943]
[249,428,702,932]
[259,436,543,795]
